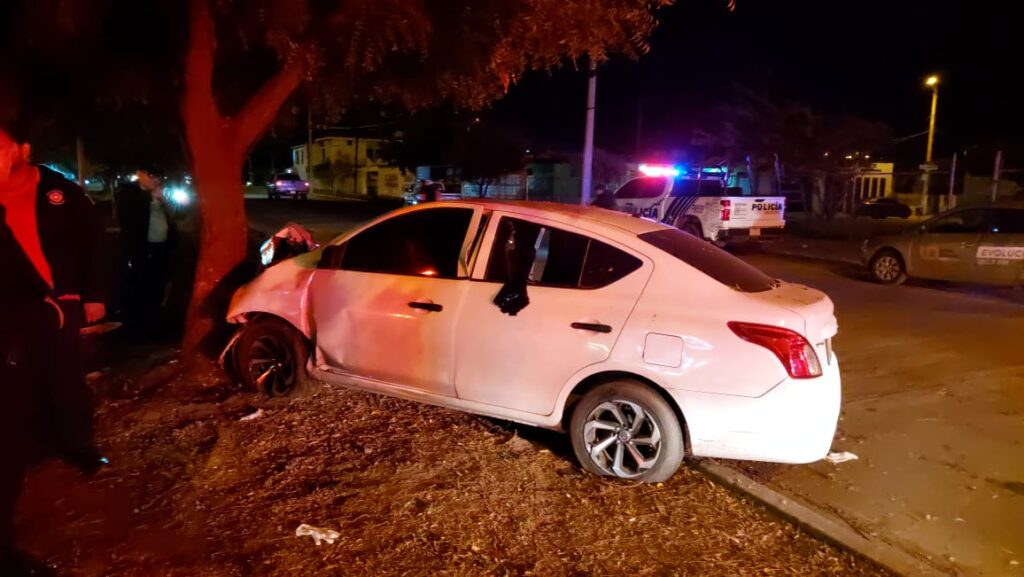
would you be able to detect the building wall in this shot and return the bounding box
[292,137,410,197]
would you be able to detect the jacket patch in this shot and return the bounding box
[47,190,66,206]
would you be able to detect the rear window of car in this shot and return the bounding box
[276,173,300,181]
[639,229,777,292]
[615,177,669,199]
[671,178,725,197]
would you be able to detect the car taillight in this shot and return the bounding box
[720,199,731,221]
[275,180,284,187]
[727,321,822,379]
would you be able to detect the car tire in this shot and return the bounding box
[869,249,907,285]
[569,380,685,483]
[675,218,703,240]
[234,317,312,397]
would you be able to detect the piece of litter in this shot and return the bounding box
[1009,560,1019,566]
[295,524,341,546]
[824,451,859,464]
[239,409,265,422]
[954,517,965,523]
[925,514,935,521]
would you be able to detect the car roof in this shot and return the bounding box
[444,200,668,236]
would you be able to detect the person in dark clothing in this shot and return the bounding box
[591,184,617,210]
[1,125,106,574]
[115,166,175,337]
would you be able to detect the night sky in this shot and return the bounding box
[491,0,1023,165]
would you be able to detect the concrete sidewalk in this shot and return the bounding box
[735,255,1024,577]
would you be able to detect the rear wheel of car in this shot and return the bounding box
[569,381,685,483]
[675,218,703,240]
[870,249,907,285]
[234,318,311,397]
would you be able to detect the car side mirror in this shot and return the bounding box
[319,244,347,269]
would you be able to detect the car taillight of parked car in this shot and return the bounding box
[720,199,731,221]
[727,321,823,379]
[276,180,284,187]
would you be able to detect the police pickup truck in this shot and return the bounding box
[613,167,786,242]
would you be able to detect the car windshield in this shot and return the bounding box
[639,229,778,292]
[276,173,300,181]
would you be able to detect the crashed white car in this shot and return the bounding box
[227,201,841,482]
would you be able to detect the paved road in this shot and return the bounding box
[246,199,1023,575]
[246,197,399,242]
[745,254,1024,577]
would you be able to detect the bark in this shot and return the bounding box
[181,0,305,356]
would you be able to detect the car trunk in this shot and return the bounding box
[749,281,838,346]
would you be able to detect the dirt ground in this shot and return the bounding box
[16,358,889,577]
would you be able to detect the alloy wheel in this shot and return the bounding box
[583,400,663,479]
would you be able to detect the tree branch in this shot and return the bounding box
[229,59,307,155]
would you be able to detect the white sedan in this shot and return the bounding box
[226,201,841,482]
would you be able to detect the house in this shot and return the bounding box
[291,135,412,198]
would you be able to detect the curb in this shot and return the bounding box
[693,459,949,577]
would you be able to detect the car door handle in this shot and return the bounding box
[408,301,443,313]
[571,322,612,334]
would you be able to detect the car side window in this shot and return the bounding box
[925,209,992,234]
[991,208,1024,234]
[485,217,642,289]
[340,208,474,278]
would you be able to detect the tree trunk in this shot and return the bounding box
[180,0,306,357]
[180,150,248,355]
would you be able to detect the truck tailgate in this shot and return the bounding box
[723,196,786,230]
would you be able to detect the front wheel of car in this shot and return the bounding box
[569,381,685,483]
[870,249,907,285]
[234,318,311,397]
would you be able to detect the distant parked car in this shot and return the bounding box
[268,172,310,200]
[404,180,461,205]
[855,197,912,219]
[862,205,1024,285]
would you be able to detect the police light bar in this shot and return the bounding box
[638,164,681,177]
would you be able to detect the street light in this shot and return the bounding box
[924,75,939,164]
[921,74,940,212]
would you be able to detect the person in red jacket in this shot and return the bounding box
[1,123,107,575]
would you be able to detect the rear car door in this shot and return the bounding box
[974,208,1024,285]
[908,208,989,282]
[454,214,652,415]
[307,206,482,396]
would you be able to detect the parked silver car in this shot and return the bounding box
[862,204,1024,285]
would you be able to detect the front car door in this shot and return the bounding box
[908,208,990,282]
[307,206,483,396]
[453,213,652,415]
[974,208,1024,285]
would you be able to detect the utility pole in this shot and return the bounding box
[947,151,957,211]
[75,135,86,188]
[306,106,313,183]
[992,150,1003,203]
[581,59,597,206]
[921,75,940,214]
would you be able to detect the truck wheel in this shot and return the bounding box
[679,221,703,239]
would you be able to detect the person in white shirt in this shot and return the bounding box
[116,166,176,338]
